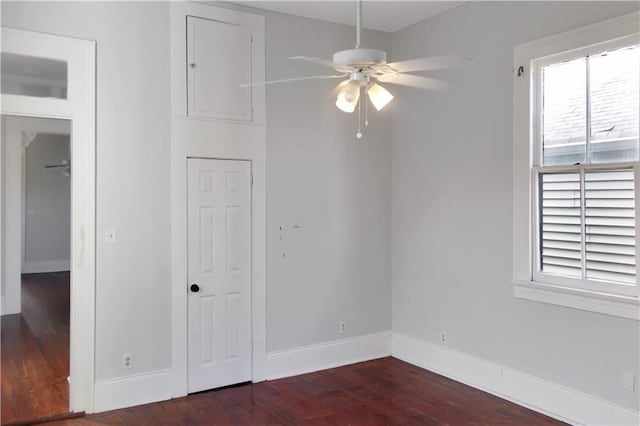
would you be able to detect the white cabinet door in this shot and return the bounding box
[187,158,252,393]
[187,16,252,121]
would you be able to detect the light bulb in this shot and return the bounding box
[335,82,361,113]
[367,83,393,111]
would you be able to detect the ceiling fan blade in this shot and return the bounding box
[288,56,338,70]
[378,73,449,91]
[241,74,347,88]
[386,55,472,73]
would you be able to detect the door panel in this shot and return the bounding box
[187,158,252,393]
[186,16,252,121]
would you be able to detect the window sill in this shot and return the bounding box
[513,281,639,320]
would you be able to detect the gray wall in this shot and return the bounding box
[2,1,172,380]
[1,116,5,302]
[390,1,640,410]
[24,133,70,267]
[261,9,392,352]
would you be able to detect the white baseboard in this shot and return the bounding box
[23,259,70,274]
[1,298,20,316]
[266,331,391,380]
[392,332,639,426]
[94,369,173,413]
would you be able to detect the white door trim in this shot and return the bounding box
[0,27,96,413]
[170,2,266,398]
[171,149,267,396]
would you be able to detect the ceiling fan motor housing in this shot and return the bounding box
[333,48,387,68]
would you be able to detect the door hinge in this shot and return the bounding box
[250,171,254,186]
[250,35,254,43]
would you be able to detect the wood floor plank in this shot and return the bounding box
[1,272,70,424]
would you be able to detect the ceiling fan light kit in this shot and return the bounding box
[367,83,393,111]
[336,81,361,113]
[248,0,470,138]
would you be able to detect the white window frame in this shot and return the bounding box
[513,12,640,320]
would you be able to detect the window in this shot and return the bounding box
[535,44,639,295]
[513,12,640,319]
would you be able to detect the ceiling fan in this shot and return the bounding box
[44,159,70,177]
[246,0,471,138]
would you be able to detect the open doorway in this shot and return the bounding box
[1,116,71,423]
[1,27,96,419]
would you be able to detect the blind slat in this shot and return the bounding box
[585,252,635,265]
[585,217,635,227]
[542,207,581,216]
[585,208,635,218]
[543,240,582,250]
[543,215,581,225]
[585,180,634,190]
[586,242,636,256]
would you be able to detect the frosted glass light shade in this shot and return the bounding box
[336,82,361,113]
[368,83,393,111]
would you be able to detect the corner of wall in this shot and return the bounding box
[392,332,640,426]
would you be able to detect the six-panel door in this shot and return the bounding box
[187,158,252,393]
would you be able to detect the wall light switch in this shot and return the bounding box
[105,228,117,244]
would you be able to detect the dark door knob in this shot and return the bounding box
[190,284,200,293]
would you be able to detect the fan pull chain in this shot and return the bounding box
[365,93,369,127]
[356,87,363,139]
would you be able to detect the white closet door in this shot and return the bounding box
[187,16,252,121]
[187,158,252,393]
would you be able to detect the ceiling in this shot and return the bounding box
[236,1,462,33]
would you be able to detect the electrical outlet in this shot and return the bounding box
[622,371,636,392]
[122,353,133,369]
[339,321,347,334]
[440,332,447,344]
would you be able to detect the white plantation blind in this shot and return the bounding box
[539,169,636,285]
[540,173,582,278]
[585,169,636,284]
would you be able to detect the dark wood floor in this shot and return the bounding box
[47,357,563,426]
[1,272,70,424]
[1,274,564,425]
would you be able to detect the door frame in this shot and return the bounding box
[0,27,96,413]
[172,149,267,396]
